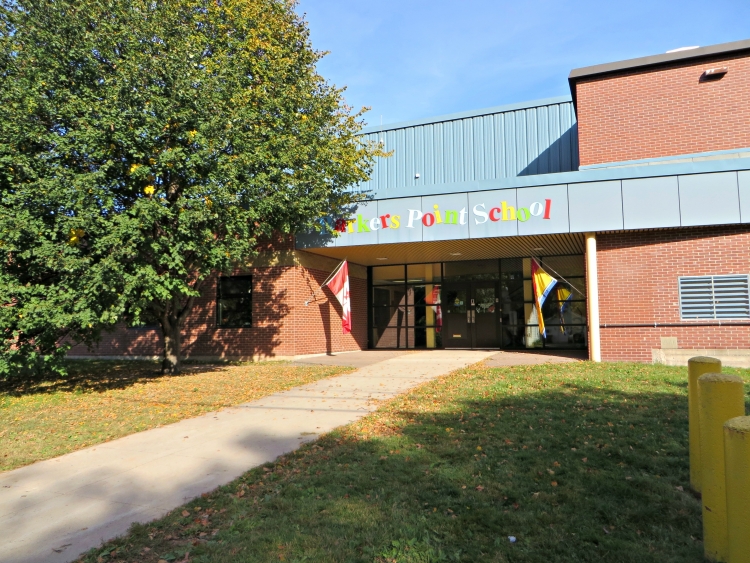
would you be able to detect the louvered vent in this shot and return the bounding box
[679,275,750,319]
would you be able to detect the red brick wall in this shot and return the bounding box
[597,225,750,362]
[69,252,368,360]
[575,51,750,166]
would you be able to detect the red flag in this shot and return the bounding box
[325,261,351,334]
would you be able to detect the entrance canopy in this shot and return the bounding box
[301,232,584,266]
[297,165,750,253]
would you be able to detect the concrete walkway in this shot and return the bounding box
[0,350,493,563]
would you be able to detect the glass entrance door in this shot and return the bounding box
[442,282,499,348]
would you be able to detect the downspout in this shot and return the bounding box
[585,233,602,362]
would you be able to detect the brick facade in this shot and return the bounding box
[597,225,750,362]
[69,241,368,360]
[575,51,750,166]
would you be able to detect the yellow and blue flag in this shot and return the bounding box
[556,286,573,332]
[531,259,557,338]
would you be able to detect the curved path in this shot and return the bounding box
[0,350,495,563]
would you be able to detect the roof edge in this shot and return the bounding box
[568,38,750,83]
[359,95,573,135]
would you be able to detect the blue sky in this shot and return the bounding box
[297,0,750,127]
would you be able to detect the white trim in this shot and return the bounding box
[585,233,601,362]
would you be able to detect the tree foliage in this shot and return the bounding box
[0,0,378,377]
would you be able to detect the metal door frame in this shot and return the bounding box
[442,281,499,349]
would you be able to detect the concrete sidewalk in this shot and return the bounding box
[0,350,493,563]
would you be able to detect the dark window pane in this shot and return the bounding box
[407,285,427,306]
[407,284,442,306]
[218,276,252,327]
[406,263,442,283]
[412,305,427,327]
[501,259,524,302]
[500,325,525,348]
[372,265,405,285]
[500,301,525,327]
[541,255,585,277]
[372,307,407,330]
[541,283,587,326]
[372,285,406,307]
[413,327,427,347]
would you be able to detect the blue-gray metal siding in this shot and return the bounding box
[358,99,579,193]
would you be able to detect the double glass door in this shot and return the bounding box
[442,282,498,349]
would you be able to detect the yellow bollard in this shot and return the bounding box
[688,356,722,492]
[725,416,750,563]
[698,373,745,562]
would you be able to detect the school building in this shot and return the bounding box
[72,38,750,366]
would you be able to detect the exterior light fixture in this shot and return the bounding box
[450,252,462,256]
[376,257,388,261]
[415,173,421,179]
[704,67,728,77]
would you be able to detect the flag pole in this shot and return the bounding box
[304,259,347,306]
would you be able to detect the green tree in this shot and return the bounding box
[0,0,377,376]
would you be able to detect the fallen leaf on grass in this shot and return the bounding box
[551,481,558,487]
[181,510,190,517]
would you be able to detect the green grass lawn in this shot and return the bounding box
[0,360,351,471]
[76,361,750,563]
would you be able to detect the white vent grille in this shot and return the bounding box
[679,275,750,319]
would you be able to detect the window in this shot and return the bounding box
[217,276,253,327]
[679,275,750,319]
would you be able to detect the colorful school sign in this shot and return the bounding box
[298,184,569,247]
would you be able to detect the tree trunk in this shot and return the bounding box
[161,322,182,374]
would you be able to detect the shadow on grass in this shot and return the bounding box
[0,360,229,397]
[76,363,750,563]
